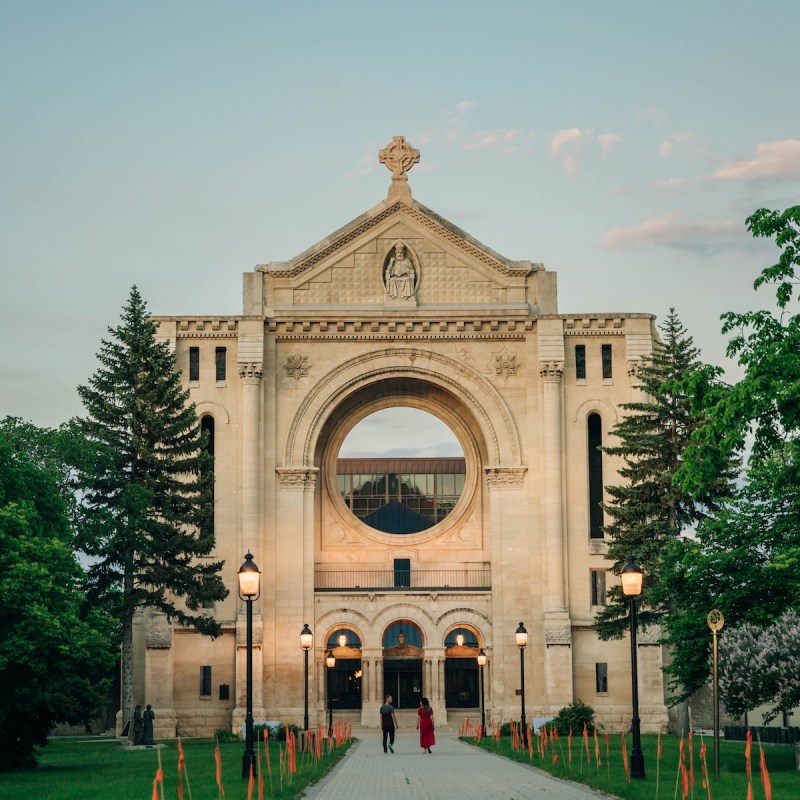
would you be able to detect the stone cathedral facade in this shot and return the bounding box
[134,137,668,737]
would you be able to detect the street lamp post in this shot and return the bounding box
[300,624,313,732]
[515,622,528,747]
[621,556,645,780]
[238,552,261,780]
[325,649,336,738]
[477,648,487,738]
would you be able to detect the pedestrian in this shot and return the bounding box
[132,704,144,746]
[379,694,398,753]
[417,697,435,753]
[143,704,155,745]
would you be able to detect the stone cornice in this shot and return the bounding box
[267,318,534,340]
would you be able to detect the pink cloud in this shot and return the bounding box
[659,141,672,157]
[600,215,742,251]
[712,140,800,181]
[463,129,519,150]
[598,133,621,157]
[549,127,581,156]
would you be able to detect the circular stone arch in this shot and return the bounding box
[283,347,522,470]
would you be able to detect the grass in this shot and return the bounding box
[0,734,352,800]
[465,730,799,799]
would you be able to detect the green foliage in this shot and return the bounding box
[667,206,800,705]
[594,310,736,643]
[214,728,240,743]
[75,287,229,724]
[0,430,116,770]
[549,700,597,735]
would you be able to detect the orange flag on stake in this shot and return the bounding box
[567,728,573,765]
[745,728,752,783]
[214,742,225,799]
[177,738,186,800]
[593,728,601,767]
[759,743,772,800]
[621,732,629,781]
[151,768,163,800]
[247,763,254,800]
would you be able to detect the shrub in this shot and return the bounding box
[214,728,240,743]
[550,700,597,735]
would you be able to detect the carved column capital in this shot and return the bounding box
[238,362,263,384]
[544,624,573,647]
[539,360,564,382]
[276,467,319,491]
[484,466,527,488]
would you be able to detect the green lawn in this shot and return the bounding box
[467,732,798,799]
[0,735,351,800]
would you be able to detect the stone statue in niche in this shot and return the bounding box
[384,242,418,300]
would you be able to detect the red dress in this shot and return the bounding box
[418,706,435,750]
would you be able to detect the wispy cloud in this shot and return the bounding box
[462,129,520,150]
[600,215,745,253]
[713,139,800,181]
[454,100,476,115]
[598,133,621,157]
[549,128,582,174]
[659,141,672,157]
[657,139,800,188]
[549,127,581,156]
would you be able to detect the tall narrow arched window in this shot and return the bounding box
[201,415,215,535]
[587,413,604,539]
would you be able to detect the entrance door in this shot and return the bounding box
[383,659,423,709]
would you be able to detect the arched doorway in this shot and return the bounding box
[444,626,480,708]
[325,628,362,710]
[382,621,424,709]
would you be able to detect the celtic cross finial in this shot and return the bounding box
[379,136,420,180]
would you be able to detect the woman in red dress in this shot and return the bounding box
[417,697,435,753]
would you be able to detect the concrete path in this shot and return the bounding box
[302,729,612,799]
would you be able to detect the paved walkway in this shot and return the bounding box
[302,729,612,800]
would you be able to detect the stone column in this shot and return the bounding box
[238,362,263,558]
[232,361,265,734]
[540,359,574,712]
[485,466,528,719]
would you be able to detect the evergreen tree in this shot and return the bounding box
[594,309,736,641]
[76,287,228,728]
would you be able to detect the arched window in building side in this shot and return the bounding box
[200,415,215,535]
[587,412,604,539]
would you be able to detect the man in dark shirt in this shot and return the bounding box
[379,694,398,753]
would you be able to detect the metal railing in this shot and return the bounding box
[315,569,491,592]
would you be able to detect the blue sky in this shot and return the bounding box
[2,1,799,455]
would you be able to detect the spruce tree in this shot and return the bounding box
[594,309,736,640]
[76,286,228,727]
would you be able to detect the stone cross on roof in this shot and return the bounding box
[379,136,420,179]
[379,136,419,201]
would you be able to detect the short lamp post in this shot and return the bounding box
[515,622,528,747]
[621,556,645,780]
[325,649,336,738]
[300,624,313,732]
[477,648,487,738]
[238,552,261,780]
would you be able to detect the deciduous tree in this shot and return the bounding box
[0,429,114,769]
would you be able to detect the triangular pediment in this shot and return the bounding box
[257,198,540,311]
